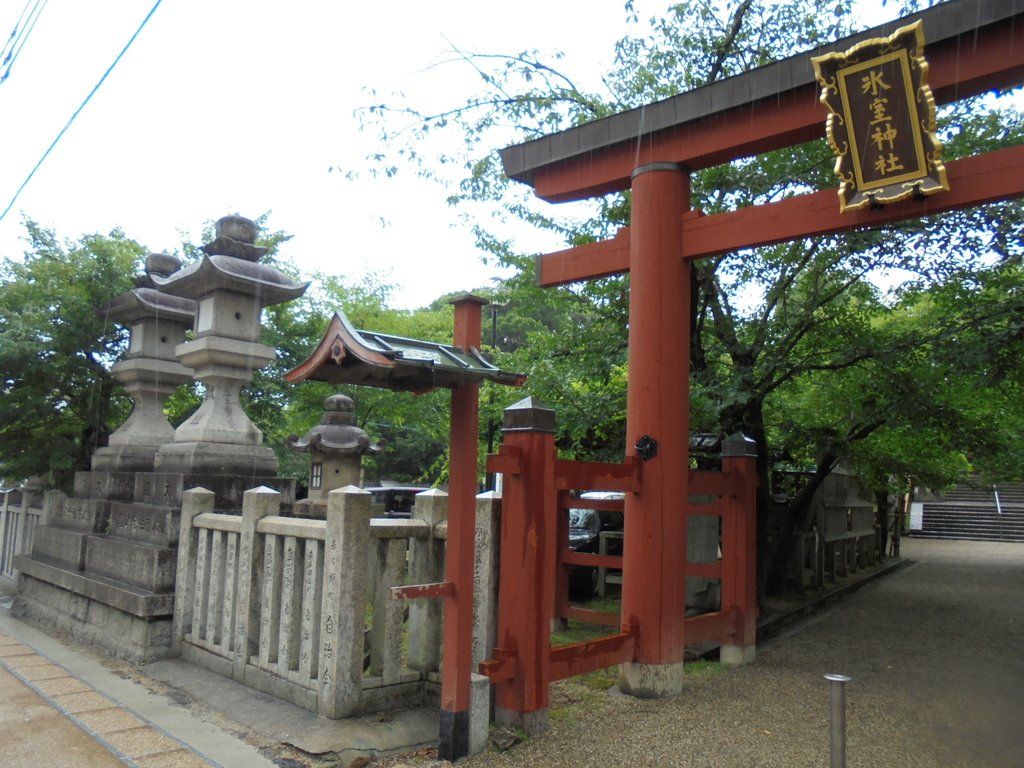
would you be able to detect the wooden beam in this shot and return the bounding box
[683,143,1024,259]
[549,631,635,681]
[561,550,623,570]
[537,144,1024,286]
[684,608,740,646]
[390,581,454,600]
[552,456,641,493]
[529,20,1024,202]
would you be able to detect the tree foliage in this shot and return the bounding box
[360,0,1024,592]
[0,221,143,488]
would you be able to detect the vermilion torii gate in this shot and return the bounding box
[493,0,1024,707]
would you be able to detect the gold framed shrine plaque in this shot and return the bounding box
[812,21,948,212]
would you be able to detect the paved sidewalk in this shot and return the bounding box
[0,659,126,768]
[0,597,278,768]
[0,584,437,767]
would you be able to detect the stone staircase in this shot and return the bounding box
[915,482,1024,542]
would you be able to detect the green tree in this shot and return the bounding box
[0,220,143,488]
[360,0,1024,593]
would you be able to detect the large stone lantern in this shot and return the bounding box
[91,253,195,472]
[288,394,381,517]
[152,215,308,475]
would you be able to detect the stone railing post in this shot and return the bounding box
[369,530,408,681]
[233,487,280,680]
[172,487,215,655]
[318,486,371,718]
[720,434,758,665]
[407,489,448,672]
[473,491,500,668]
[41,489,65,526]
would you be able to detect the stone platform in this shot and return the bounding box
[13,469,294,664]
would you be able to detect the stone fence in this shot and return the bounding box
[0,487,52,582]
[172,484,500,719]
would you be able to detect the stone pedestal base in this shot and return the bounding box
[89,444,161,473]
[721,644,756,665]
[618,660,685,698]
[154,441,279,476]
[13,568,173,664]
[292,498,327,519]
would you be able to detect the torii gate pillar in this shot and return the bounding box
[619,162,691,697]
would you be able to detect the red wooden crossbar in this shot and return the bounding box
[549,630,636,681]
[560,497,624,513]
[390,581,454,600]
[554,457,641,492]
[537,145,1024,287]
[479,647,517,683]
[684,608,740,647]
[561,550,623,570]
[486,447,522,476]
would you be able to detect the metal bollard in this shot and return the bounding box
[824,673,852,768]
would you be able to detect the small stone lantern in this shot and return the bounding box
[288,394,381,518]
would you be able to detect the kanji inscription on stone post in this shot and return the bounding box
[812,21,948,212]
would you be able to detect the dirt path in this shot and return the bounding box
[446,539,1024,768]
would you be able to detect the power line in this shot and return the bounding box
[1,0,50,84]
[0,0,163,224]
[1,0,41,65]
[1,0,35,63]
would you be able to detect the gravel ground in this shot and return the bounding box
[383,538,1024,768]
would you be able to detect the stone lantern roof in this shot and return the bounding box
[101,253,196,328]
[287,394,382,456]
[150,216,308,305]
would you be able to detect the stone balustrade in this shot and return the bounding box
[172,484,500,720]
[0,487,52,581]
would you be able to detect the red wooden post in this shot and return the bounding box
[491,397,557,734]
[620,162,691,697]
[439,294,487,760]
[720,433,758,664]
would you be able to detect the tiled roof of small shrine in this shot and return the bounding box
[285,311,526,393]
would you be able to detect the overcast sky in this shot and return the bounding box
[0,1,907,308]
[0,1,664,307]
